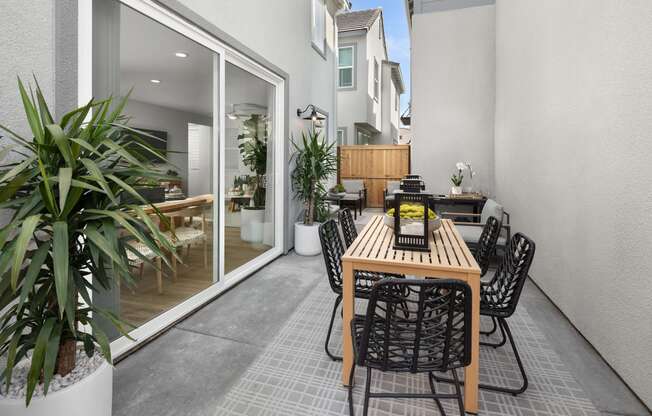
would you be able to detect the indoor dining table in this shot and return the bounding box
[341,215,482,414]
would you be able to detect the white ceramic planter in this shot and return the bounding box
[0,361,112,416]
[241,208,265,243]
[294,222,321,256]
[451,186,462,195]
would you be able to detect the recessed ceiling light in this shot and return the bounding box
[175,52,188,58]
[150,79,161,84]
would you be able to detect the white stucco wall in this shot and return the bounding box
[411,5,495,194]
[494,0,652,407]
[0,1,56,159]
[379,63,399,145]
[365,16,386,134]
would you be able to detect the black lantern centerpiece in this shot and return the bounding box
[390,177,435,252]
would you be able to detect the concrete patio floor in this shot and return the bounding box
[113,213,649,416]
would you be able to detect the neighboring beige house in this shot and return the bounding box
[336,8,404,145]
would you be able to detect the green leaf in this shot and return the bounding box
[58,167,72,213]
[84,226,131,275]
[11,214,41,290]
[53,221,69,318]
[42,322,63,394]
[17,77,44,144]
[80,158,117,205]
[0,155,36,184]
[33,76,54,126]
[4,331,22,393]
[26,318,55,405]
[18,241,51,310]
[46,124,75,168]
[89,320,112,363]
[37,158,57,214]
[0,173,29,204]
[0,145,16,163]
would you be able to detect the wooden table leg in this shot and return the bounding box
[464,273,480,414]
[342,260,355,386]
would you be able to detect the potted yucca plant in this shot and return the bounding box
[290,130,337,256]
[0,79,175,415]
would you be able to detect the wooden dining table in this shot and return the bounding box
[341,215,482,414]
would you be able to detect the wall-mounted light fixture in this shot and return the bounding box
[296,104,325,122]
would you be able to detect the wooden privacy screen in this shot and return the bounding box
[338,145,410,208]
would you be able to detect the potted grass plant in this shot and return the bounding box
[0,79,175,415]
[237,115,267,243]
[290,130,337,256]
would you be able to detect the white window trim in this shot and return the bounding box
[373,58,380,102]
[338,45,355,89]
[80,0,286,359]
[311,0,326,58]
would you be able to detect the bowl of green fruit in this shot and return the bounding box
[385,204,441,233]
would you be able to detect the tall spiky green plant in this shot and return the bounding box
[0,78,176,405]
[237,114,267,208]
[290,130,338,225]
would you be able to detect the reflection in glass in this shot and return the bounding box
[224,63,275,273]
[93,1,217,338]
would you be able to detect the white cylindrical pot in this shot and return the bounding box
[294,222,321,256]
[0,361,112,416]
[241,208,265,243]
[451,186,462,195]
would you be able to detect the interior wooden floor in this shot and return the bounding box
[120,226,271,327]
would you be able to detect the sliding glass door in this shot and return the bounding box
[88,0,285,353]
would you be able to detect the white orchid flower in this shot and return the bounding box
[456,162,467,171]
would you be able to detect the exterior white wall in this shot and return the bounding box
[337,32,367,145]
[411,5,495,194]
[494,0,652,407]
[365,16,386,133]
[379,64,400,144]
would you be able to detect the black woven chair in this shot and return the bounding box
[319,220,404,362]
[435,232,536,396]
[474,215,502,277]
[348,279,472,416]
[338,208,358,248]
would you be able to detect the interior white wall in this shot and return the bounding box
[494,0,652,407]
[124,99,212,191]
[411,5,495,194]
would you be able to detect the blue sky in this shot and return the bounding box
[350,0,410,114]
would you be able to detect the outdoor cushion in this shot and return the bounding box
[342,179,364,194]
[386,180,400,194]
[481,199,504,224]
[456,224,507,247]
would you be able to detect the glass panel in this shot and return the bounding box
[339,68,353,87]
[224,62,275,274]
[339,47,353,67]
[92,1,218,340]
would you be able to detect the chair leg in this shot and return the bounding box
[362,367,372,416]
[480,318,528,395]
[325,295,343,361]
[203,239,208,269]
[481,316,498,336]
[155,257,163,294]
[480,316,507,348]
[171,247,178,281]
[451,369,465,416]
[428,373,447,416]
[347,363,357,416]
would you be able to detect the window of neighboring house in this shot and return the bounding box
[373,58,380,101]
[311,0,326,56]
[337,128,345,145]
[338,46,354,88]
[356,129,371,145]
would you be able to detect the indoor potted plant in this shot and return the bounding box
[450,162,466,195]
[237,115,267,243]
[291,130,337,256]
[0,79,175,415]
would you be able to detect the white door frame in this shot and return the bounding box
[79,0,285,358]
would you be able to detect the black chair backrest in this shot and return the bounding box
[338,208,358,248]
[485,232,536,316]
[358,279,472,373]
[318,219,345,293]
[475,215,502,276]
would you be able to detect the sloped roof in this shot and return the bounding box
[337,8,382,32]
